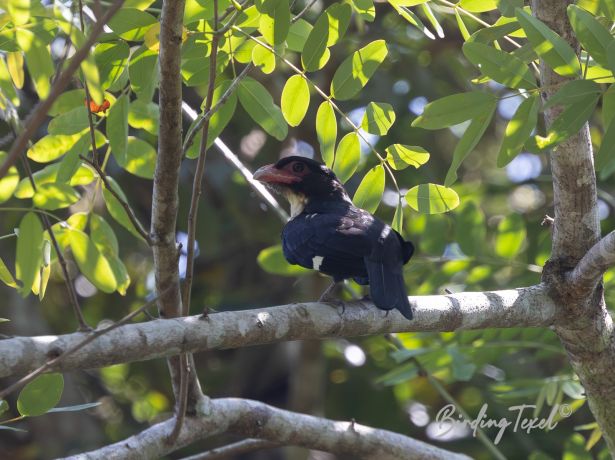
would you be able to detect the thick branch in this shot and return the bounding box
[63,397,470,460]
[0,285,556,378]
[568,230,615,292]
[152,0,204,413]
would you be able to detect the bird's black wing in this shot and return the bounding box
[363,226,414,320]
[282,211,373,280]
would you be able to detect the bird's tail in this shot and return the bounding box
[365,259,413,320]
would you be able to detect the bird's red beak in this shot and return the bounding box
[253,164,301,184]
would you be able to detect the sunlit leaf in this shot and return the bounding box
[352,0,375,22]
[16,212,43,296]
[252,42,276,74]
[102,177,146,242]
[17,374,63,417]
[128,100,159,135]
[361,102,396,135]
[27,132,85,163]
[301,9,331,71]
[405,183,460,214]
[108,94,129,165]
[129,46,158,101]
[330,40,388,100]
[455,202,486,256]
[568,4,612,68]
[108,8,157,41]
[15,164,95,199]
[16,29,53,99]
[69,229,117,293]
[332,132,360,183]
[0,255,17,288]
[497,94,540,167]
[385,144,430,170]
[353,165,385,213]
[0,151,19,203]
[281,74,310,127]
[258,0,290,45]
[515,8,580,77]
[543,80,601,110]
[95,41,130,89]
[316,101,337,168]
[286,19,312,52]
[32,183,80,210]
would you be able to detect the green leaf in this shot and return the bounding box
[95,41,130,90]
[324,3,352,47]
[496,0,522,17]
[301,10,331,71]
[129,46,159,101]
[459,0,497,13]
[543,79,601,110]
[353,165,385,213]
[8,0,31,25]
[330,40,388,100]
[570,5,613,68]
[405,183,460,214]
[537,92,600,150]
[108,94,129,165]
[602,83,615,128]
[281,75,310,127]
[27,132,85,163]
[257,244,310,276]
[286,19,312,52]
[128,100,159,135]
[17,374,64,417]
[392,201,404,233]
[102,177,146,242]
[385,144,430,170]
[16,29,54,99]
[515,8,580,77]
[69,229,117,293]
[352,0,376,22]
[0,151,19,203]
[444,102,496,186]
[361,102,396,135]
[115,137,156,179]
[49,89,86,116]
[48,106,90,136]
[467,21,521,44]
[316,101,337,168]
[16,212,43,296]
[238,77,287,141]
[15,164,95,199]
[47,402,101,413]
[108,8,157,41]
[412,92,497,129]
[0,255,17,288]
[332,132,360,183]
[388,1,435,40]
[449,346,477,381]
[259,0,290,45]
[90,214,119,255]
[462,42,537,89]
[497,94,540,167]
[419,3,443,38]
[495,213,526,258]
[375,362,419,386]
[32,183,81,210]
[0,399,7,415]
[596,108,615,177]
[252,42,276,74]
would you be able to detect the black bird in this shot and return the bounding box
[253,156,414,320]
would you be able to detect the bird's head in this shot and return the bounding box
[253,156,350,217]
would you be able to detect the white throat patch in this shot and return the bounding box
[312,255,324,271]
[284,191,308,218]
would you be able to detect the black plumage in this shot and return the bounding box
[254,156,414,320]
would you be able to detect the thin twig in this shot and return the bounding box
[0,291,162,400]
[0,0,126,180]
[179,439,276,460]
[78,0,101,167]
[80,155,152,244]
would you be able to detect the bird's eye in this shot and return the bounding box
[292,162,305,173]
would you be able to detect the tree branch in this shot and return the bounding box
[0,285,556,378]
[153,0,205,414]
[63,397,471,460]
[179,439,275,460]
[568,230,615,292]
